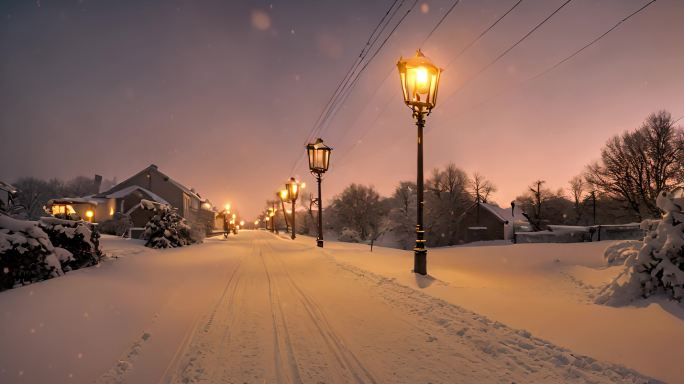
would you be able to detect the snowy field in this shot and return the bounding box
[0,230,678,383]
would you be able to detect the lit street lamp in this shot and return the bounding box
[306,138,332,247]
[285,177,301,240]
[278,189,290,233]
[397,49,442,276]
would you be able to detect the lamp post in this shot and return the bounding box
[396,49,442,276]
[306,138,332,247]
[285,177,301,240]
[278,189,290,233]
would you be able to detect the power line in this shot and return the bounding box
[303,0,405,147]
[439,0,573,106]
[526,0,655,83]
[288,0,404,175]
[430,0,657,131]
[443,0,523,69]
[289,0,420,175]
[419,0,461,47]
[334,0,525,169]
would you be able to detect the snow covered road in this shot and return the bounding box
[1,231,659,383]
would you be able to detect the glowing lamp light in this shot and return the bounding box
[85,210,94,222]
[307,138,332,174]
[232,213,236,219]
[225,203,231,211]
[397,49,442,116]
[265,217,270,222]
[286,177,300,202]
[279,189,289,202]
[239,220,245,226]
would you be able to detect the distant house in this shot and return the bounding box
[455,202,531,243]
[48,164,216,236]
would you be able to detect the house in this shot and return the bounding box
[455,202,531,243]
[47,165,216,236]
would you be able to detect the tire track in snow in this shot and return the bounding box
[258,238,304,384]
[162,249,244,384]
[261,238,378,384]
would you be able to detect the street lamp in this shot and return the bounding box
[397,49,442,276]
[306,138,332,247]
[285,177,301,240]
[278,189,290,233]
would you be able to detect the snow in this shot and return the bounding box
[479,202,527,223]
[603,240,641,266]
[103,185,170,206]
[0,231,677,383]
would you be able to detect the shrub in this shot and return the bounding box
[0,215,64,291]
[597,188,684,305]
[38,217,103,270]
[99,213,133,236]
[338,228,362,243]
[140,200,196,248]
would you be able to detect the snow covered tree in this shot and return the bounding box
[597,188,684,305]
[385,181,417,250]
[0,214,66,291]
[140,200,196,248]
[38,217,102,270]
[328,184,387,242]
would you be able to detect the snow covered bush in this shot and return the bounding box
[603,240,641,266]
[99,213,133,236]
[38,217,102,270]
[0,214,65,291]
[596,188,684,305]
[338,228,362,243]
[140,200,196,248]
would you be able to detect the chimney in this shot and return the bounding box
[94,174,103,193]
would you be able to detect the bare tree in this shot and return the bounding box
[425,163,471,246]
[469,172,497,203]
[568,175,585,224]
[585,110,684,219]
[528,179,547,221]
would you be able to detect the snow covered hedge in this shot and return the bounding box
[38,217,103,270]
[597,188,684,305]
[140,200,196,248]
[0,215,66,291]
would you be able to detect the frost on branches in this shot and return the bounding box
[0,214,65,291]
[597,188,684,305]
[140,200,196,248]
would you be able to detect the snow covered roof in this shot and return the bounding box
[479,202,528,224]
[102,185,170,205]
[100,164,201,201]
[47,197,106,206]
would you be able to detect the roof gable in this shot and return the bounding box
[98,164,200,200]
[479,202,528,223]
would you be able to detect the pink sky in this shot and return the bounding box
[1,0,683,218]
